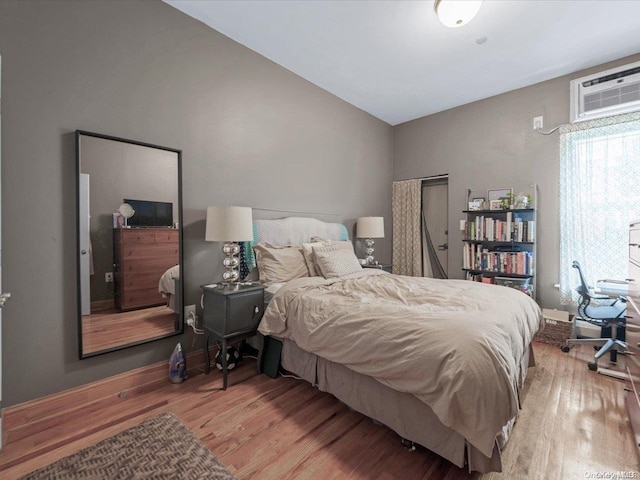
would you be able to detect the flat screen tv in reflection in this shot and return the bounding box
[124,199,173,227]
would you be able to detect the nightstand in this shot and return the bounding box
[363,264,393,273]
[201,283,265,390]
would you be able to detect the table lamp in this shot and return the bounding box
[357,216,384,265]
[205,206,253,283]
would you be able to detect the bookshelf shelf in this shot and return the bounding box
[463,240,534,245]
[462,269,534,279]
[462,208,535,214]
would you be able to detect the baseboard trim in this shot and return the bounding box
[90,299,115,311]
[2,346,218,432]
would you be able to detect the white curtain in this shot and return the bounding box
[392,179,422,276]
[559,113,640,304]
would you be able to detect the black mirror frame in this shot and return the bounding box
[75,130,184,359]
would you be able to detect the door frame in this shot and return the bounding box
[0,52,4,448]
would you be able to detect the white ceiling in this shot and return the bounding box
[165,0,640,125]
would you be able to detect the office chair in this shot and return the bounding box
[562,261,627,371]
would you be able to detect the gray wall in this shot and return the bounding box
[0,1,393,406]
[393,53,640,310]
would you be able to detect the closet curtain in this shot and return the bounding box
[392,179,422,276]
[559,112,640,304]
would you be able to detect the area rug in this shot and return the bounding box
[20,412,237,480]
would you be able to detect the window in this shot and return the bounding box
[559,115,640,304]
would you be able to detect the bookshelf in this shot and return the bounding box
[462,187,537,298]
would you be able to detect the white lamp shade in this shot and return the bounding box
[434,0,482,28]
[205,206,253,242]
[357,216,385,238]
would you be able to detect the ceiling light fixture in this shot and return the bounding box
[434,0,483,28]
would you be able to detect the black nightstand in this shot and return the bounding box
[363,264,393,273]
[201,283,265,390]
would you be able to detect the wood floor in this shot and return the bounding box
[81,305,177,355]
[1,341,638,479]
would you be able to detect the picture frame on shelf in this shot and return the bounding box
[487,188,513,202]
[489,200,503,210]
[488,188,513,209]
[468,199,483,211]
[472,197,486,210]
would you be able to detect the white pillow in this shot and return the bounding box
[303,239,353,276]
[253,243,309,284]
[301,241,328,276]
[313,243,362,278]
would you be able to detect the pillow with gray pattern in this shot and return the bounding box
[313,243,362,278]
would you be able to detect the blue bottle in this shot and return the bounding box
[169,343,186,383]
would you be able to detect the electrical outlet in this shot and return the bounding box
[105,272,113,283]
[184,304,197,325]
[533,116,544,130]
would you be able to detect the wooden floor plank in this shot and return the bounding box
[1,342,639,479]
[82,305,177,355]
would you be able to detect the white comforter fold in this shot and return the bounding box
[258,269,542,458]
[158,265,179,296]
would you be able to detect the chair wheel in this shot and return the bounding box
[588,362,598,371]
[561,345,571,353]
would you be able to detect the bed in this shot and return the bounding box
[252,217,542,473]
[158,265,180,312]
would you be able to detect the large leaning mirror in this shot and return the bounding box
[76,130,183,358]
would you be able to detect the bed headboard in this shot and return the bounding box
[253,217,349,246]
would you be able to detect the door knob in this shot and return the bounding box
[437,243,448,251]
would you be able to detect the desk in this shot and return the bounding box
[595,280,629,297]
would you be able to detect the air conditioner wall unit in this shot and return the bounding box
[570,60,640,123]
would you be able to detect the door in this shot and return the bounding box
[0,53,8,449]
[422,177,448,279]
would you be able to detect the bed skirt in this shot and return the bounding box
[259,335,535,473]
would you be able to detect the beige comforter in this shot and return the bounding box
[258,269,542,458]
[158,265,179,296]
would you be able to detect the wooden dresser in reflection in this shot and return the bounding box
[627,219,640,452]
[113,228,179,311]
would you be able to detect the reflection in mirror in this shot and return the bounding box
[76,131,183,358]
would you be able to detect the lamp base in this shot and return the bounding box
[364,238,376,265]
[222,242,240,284]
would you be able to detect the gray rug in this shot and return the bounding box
[20,412,237,480]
